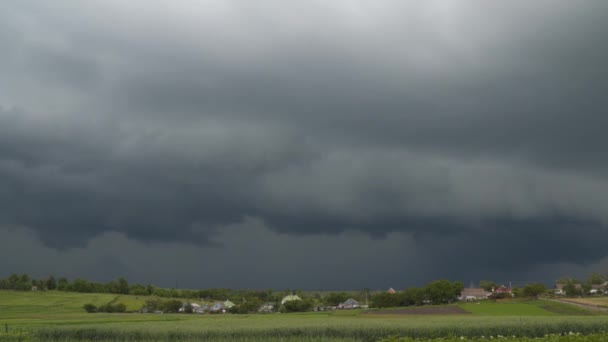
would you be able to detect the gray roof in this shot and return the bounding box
[343,298,359,305]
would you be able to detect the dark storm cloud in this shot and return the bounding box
[1,0,608,286]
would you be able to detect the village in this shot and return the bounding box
[145,280,608,315]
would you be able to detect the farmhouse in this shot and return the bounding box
[459,288,490,301]
[554,283,582,295]
[258,302,275,313]
[210,301,226,313]
[191,303,205,314]
[590,283,607,294]
[340,298,360,309]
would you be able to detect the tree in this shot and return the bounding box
[282,298,313,312]
[161,299,183,313]
[46,276,57,290]
[563,282,583,296]
[371,292,400,308]
[523,283,546,299]
[324,292,350,306]
[401,287,425,306]
[588,273,606,285]
[57,278,69,291]
[107,277,129,294]
[479,280,498,292]
[424,280,462,305]
[83,304,97,313]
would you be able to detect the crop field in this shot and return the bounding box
[553,297,608,308]
[1,291,608,342]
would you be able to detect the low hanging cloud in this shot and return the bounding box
[1,0,608,287]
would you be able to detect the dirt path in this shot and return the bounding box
[544,298,608,312]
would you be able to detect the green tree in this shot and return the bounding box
[523,283,546,299]
[401,287,425,306]
[479,280,498,292]
[46,276,57,290]
[324,292,350,306]
[161,299,183,313]
[588,273,606,285]
[57,278,69,291]
[563,282,583,296]
[424,280,462,305]
[83,303,97,313]
[282,298,313,312]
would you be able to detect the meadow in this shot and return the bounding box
[552,297,608,309]
[1,291,608,342]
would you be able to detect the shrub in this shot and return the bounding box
[83,303,97,313]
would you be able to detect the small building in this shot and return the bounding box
[495,285,511,293]
[224,300,236,309]
[191,303,205,314]
[387,288,396,294]
[210,302,226,313]
[340,298,360,309]
[459,288,490,301]
[590,283,607,294]
[554,283,582,295]
[281,294,302,305]
[258,302,275,313]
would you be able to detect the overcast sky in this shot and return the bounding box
[1,0,608,290]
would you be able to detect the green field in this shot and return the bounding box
[1,291,608,342]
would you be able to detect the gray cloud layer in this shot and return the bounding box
[1,0,607,287]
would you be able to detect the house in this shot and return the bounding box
[459,288,490,301]
[387,288,396,294]
[554,283,582,295]
[210,302,226,313]
[191,303,205,314]
[590,283,607,294]
[281,294,302,305]
[495,285,511,293]
[224,300,236,309]
[340,298,360,309]
[258,302,275,313]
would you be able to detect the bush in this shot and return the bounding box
[96,302,126,313]
[83,303,97,313]
[282,299,314,312]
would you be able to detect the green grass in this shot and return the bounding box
[459,301,556,316]
[536,301,595,316]
[1,291,608,342]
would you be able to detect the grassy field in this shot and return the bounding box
[553,297,608,308]
[458,300,594,316]
[1,291,608,342]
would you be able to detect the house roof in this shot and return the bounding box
[224,300,235,308]
[495,286,511,292]
[211,302,226,310]
[460,288,490,297]
[387,288,396,294]
[281,295,302,304]
[555,283,582,290]
[343,298,359,305]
